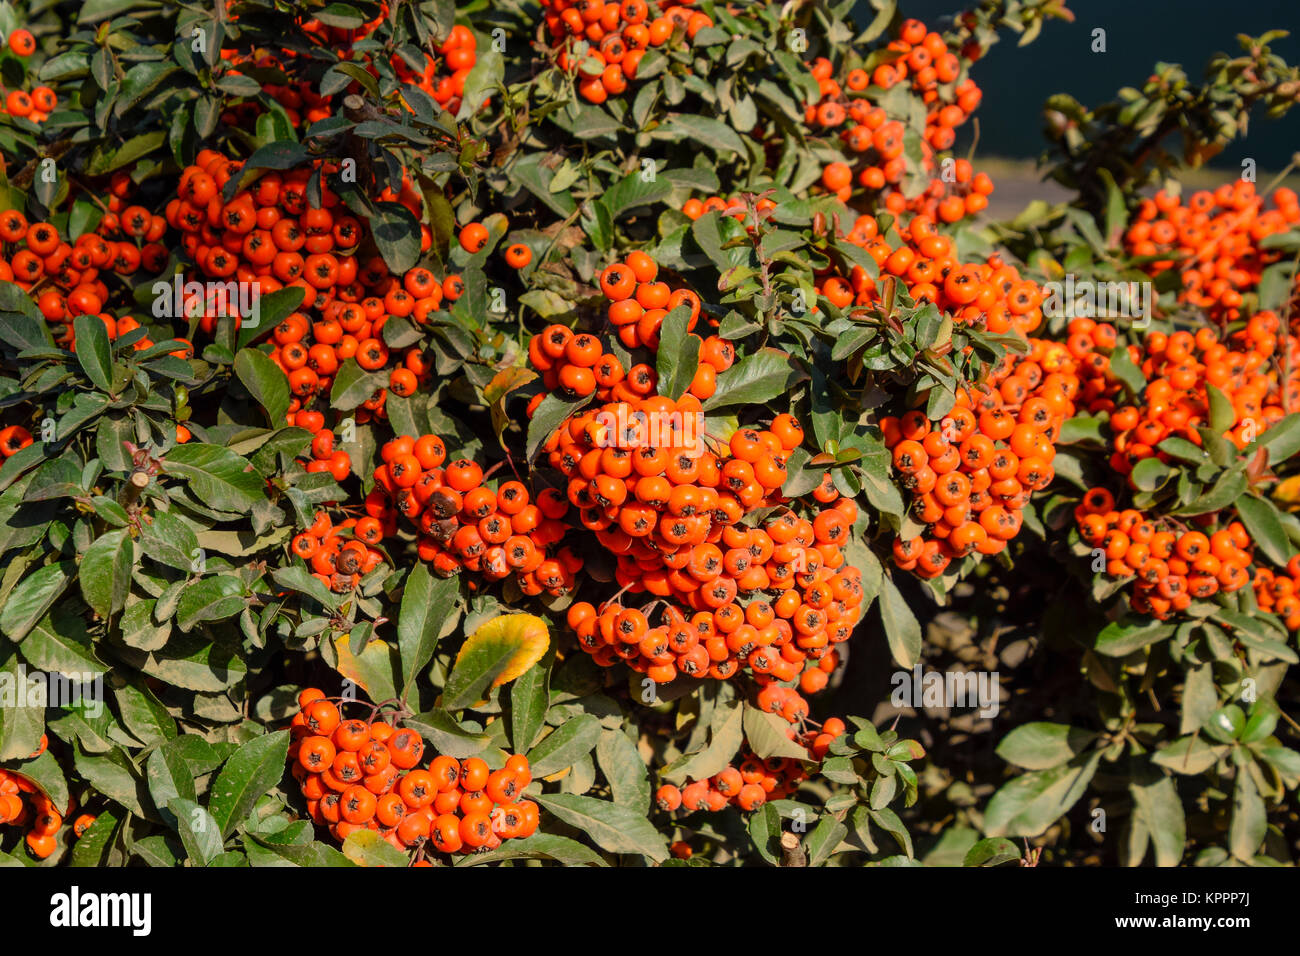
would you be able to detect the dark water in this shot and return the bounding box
[852,0,1300,170]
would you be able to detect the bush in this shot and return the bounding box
[0,0,1297,868]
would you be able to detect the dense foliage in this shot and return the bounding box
[0,0,1298,867]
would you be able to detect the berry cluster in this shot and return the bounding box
[596,252,710,352]
[291,510,388,595]
[803,17,983,194]
[1075,487,1253,619]
[370,433,578,596]
[1068,318,1296,470]
[653,718,846,814]
[218,16,479,131]
[289,691,540,856]
[4,207,171,350]
[0,739,95,860]
[0,29,57,123]
[887,339,1074,577]
[1125,183,1300,321]
[543,0,711,104]
[1251,556,1300,631]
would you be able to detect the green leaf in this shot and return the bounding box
[21,605,104,674]
[1130,457,1173,492]
[146,736,200,813]
[805,813,849,866]
[442,614,550,709]
[743,704,812,761]
[703,348,808,410]
[1234,494,1290,565]
[996,723,1097,770]
[1094,619,1175,656]
[0,560,74,641]
[599,170,673,221]
[1229,767,1266,862]
[14,750,69,817]
[163,444,264,512]
[983,752,1102,838]
[138,510,200,572]
[595,729,651,812]
[342,828,409,867]
[396,564,461,697]
[509,649,551,752]
[0,650,43,760]
[329,359,387,412]
[1255,413,1300,466]
[176,576,247,631]
[371,201,421,274]
[79,529,134,618]
[661,698,744,782]
[534,793,668,862]
[652,113,747,156]
[114,681,176,747]
[234,349,290,426]
[70,809,122,867]
[270,565,338,610]
[404,709,491,759]
[527,714,602,777]
[655,304,700,401]
[74,743,149,818]
[525,392,591,461]
[1206,383,1235,435]
[73,314,114,391]
[169,798,224,866]
[963,837,1021,866]
[456,830,606,866]
[878,574,921,668]
[207,730,290,839]
[1130,774,1185,867]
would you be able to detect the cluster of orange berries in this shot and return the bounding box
[887,158,995,223]
[0,29,58,123]
[554,413,864,686]
[887,340,1077,577]
[290,509,387,594]
[1075,487,1254,619]
[1125,183,1300,322]
[218,12,478,130]
[169,152,356,329]
[1250,556,1300,631]
[286,406,355,483]
[594,252,714,352]
[654,719,846,814]
[544,0,710,104]
[0,739,96,860]
[1067,318,1295,474]
[803,17,983,191]
[526,325,632,403]
[289,691,539,856]
[370,433,578,596]
[3,210,169,350]
[830,218,1044,334]
[681,194,777,226]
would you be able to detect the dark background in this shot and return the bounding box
[851,0,1300,171]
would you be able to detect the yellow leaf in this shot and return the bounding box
[454,612,550,688]
[1274,474,1300,509]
